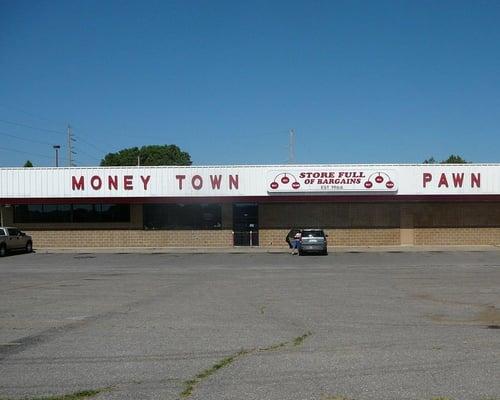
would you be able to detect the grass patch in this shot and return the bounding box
[259,341,288,351]
[293,331,312,346]
[180,350,249,398]
[0,389,105,400]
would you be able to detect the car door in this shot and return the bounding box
[0,229,6,248]
[7,228,22,250]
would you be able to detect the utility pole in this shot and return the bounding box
[53,145,61,167]
[67,124,76,167]
[288,129,295,164]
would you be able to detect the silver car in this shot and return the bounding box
[299,229,328,255]
[0,227,33,257]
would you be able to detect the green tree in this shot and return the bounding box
[442,154,468,164]
[100,145,192,166]
[23,160,33,167]
[423,155,468,164]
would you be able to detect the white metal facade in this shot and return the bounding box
[0,164,499,200]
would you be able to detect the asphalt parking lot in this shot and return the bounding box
[0,251,499,400]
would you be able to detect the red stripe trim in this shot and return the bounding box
[1,194,500,204]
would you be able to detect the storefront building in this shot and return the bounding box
[0,164,499,248]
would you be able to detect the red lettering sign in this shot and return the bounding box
[471,173,481,188]
[124,175,133,190]
[192,175,203,190]
[210,175,222,189]
[90,175,102,190]
[438,173,449,188]
[72,176,84,190]
[423,173,432,188]
[140,175,151,190]
[229,174,239,190]
[108,176,118,190]
[176,175,186,190]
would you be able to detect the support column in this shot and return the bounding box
[221,203,233,230]
[400,205,414,245]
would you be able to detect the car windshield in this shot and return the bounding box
[302,230,324,238]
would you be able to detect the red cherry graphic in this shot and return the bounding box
[364,181,373,189]
[291,182,300,189]
[281,176,290,184]
[386,181,395,189]
[375,175,384,184]
[270,182,279,189]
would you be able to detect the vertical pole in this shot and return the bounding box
[53,145,61,167]
[249,230,253,246]
[67,124,73,167]
[288,129,295,164]
[0,207,3,227]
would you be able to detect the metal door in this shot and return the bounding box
[233,203,259,246]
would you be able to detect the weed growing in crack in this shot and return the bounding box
[179,331,313,398]
[0,389,106,400]
[180,350,250,398]
[293,331,312,346]
[259,341,288,351]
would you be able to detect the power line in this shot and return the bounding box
[0,104,64,126]
[0,145,53,160]
[72,131,108,154]
[0,118,66,135]
[75,147,101,163]
[0,130,58,146]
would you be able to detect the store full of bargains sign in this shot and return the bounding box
[266,169,399,193]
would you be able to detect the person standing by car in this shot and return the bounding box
[286,228,300,249]
[291,230,301,255]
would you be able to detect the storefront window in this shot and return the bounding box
[14,204,130,223]
[14,204,71,223]
[143,203,222,229]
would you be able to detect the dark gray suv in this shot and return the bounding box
[299,229,328,255]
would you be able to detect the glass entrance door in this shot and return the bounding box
[233,203,258,246]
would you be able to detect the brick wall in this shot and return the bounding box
[28,229,234,248]
[260,228,400,247]
[415,228,500,245]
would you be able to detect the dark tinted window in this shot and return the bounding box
[14,204,129,223]
[7,228,20,236]
[143,203,222,229]
[302,230,325,238]
[14,204,71,223]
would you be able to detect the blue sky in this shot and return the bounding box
[1,0,499,167]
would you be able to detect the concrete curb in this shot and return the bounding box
[33,245,500,254]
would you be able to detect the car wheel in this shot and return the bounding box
[25,241,33,253]
[323,250,328,256]
[0,244,6,257]
[298,250,303,256]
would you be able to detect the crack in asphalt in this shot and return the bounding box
[179,331,313,399]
